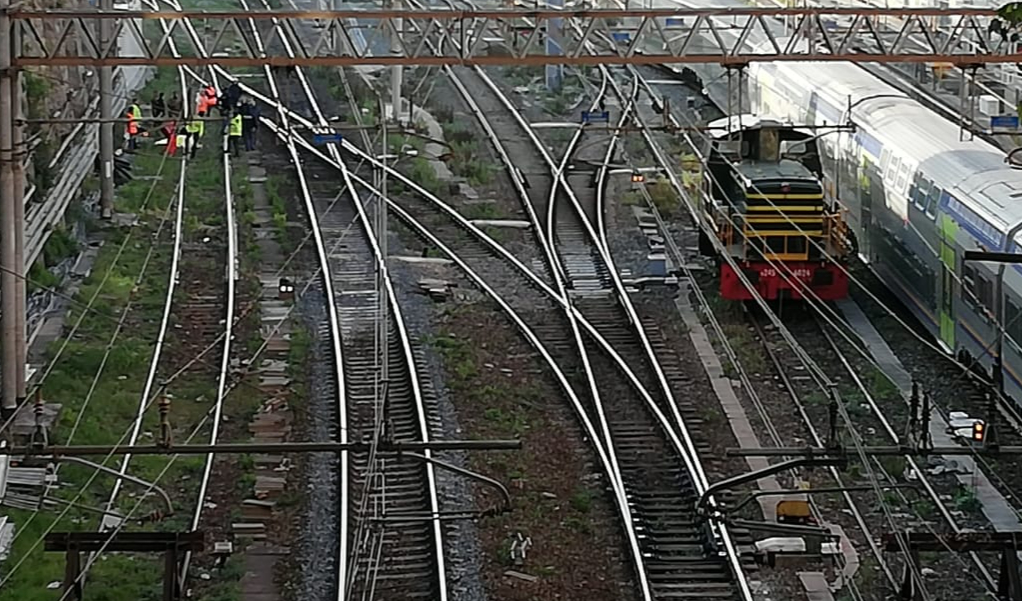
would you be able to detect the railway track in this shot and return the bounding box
[341,10,754,594]
[563,71,754,600]
[101,47,195,525]
[210,21,754,596]
[135,11,243,583]
[618,61,1012,598]
[224,6,449,597]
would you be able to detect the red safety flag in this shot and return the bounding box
[166,122,178,156]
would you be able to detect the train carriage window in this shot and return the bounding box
[915,173,932,208]
[913,177,931,209]
[924,186,943,219]
[887,156,902,183]
[977,275,994,315]
[880,148,892,175]
[1006,296,1022,348]
[896,163,910,191]
[963,263,977,302]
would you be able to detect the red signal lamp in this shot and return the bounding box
[972,421,986,443]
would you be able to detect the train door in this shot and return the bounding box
[939,239,956,350]
[858,155,873,260]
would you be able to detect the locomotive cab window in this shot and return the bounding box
[788,236,807,256]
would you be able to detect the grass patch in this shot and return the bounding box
[27,261,60,293]
[441,122,495,188]
[0,65,243,601]
[408,158,441,196]
[462,203,503,220]
[647,177,680,217]
[42,225,78,266]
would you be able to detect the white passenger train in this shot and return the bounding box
[741,52,1022,403]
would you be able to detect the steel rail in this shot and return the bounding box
[445,66,652,599]
[631,58,998,580]
[320,45,391,598]
[223,5,359,595]
[257,10,447,597]
[627,66,996,592]
[137,3,240,584]
[462,56,752,597]
[413,6,657,592]
[102,18,191,522]
[592,68,754,599]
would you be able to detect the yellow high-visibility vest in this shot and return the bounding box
[229,114,243,137]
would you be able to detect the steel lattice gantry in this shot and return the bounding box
[8,6,1022,67]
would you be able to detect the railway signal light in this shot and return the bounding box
[972,421,986,443]
[278,277,295,300]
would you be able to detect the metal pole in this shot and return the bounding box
[0,439,523,457]
[379,101,389,391]
[12,63,25,406]
[0,0,19,418]
[99,0,115,219]
[391,1,402,125]
[330,0,339,56]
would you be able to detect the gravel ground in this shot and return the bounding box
[382,65,637,600]
[850,265,1022,519]
[436,298,635,601]
[284,286,340,601]
[239,128,341,601]
[596,66,1001,599]
[387,229,490,601]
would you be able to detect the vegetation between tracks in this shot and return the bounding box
[428,302,631,601]
[2,67,194,601]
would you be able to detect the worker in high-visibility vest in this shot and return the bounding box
[195,86,217,116]
[185,112,205,159]
[125,103,140,150]
[204,85,218,114]
[228,111,243,157]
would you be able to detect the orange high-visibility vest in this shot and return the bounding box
[126,110,138,135]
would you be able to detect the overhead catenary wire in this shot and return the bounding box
[612,62,943,588]
[628,67,995,592]
[0,144,181,440]
[0,204,365,590]
[635,67,1022,522]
